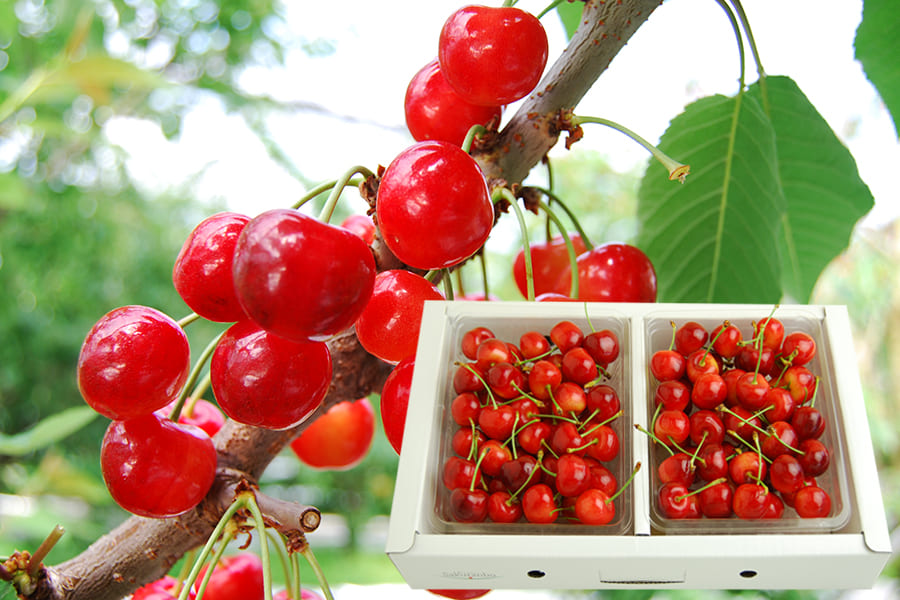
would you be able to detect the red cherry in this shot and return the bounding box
[649,349,686,382]
[453,362,486,394]
[429,590,490,600]
[159,398,225,438]
[783,365,818,404]
[658,452,695,487]
[769,454,806,495]
[210,321,332,430]
[735,371,770,411]
[793,485,831,518]
[753,316,785,350]
[478,404,517,440]
[450,392,482,427]
[477,440,512,478]
[443,456,482,491]
[173,212,250,323]
[133,575,196,600]
[527,359,562,401]
[451,428,484,458]
[574,488,617,525]
[658,482,701,519]
[78,305,191,420]
[475,337,514,370]
[339,213,376,245]
[690,372,727,410]
[781,331,817,366]
[519,330,551,359]
[674,321,708,357]
[438,5,548,106]
[195,554,264,600]
[549,320,584,353]
[462,326,496,360]
[517,421,552,455]
[653,409,690,446]
[583,423,619,463]
[729,451,767,486]
[556,454,592,497]
[552,243,657,302]
[695,443,730,482]
[232,208,376,342]
[732,483,769,519]
[552,382,588,417]
[486,362,526,399]
[698,480,734,518]
[585,384,621,422]
[791,405,826,440]
[289,398,374,470]
[380,356,415,454]
[736,344,777,376]
[762,386,795,423]
[354,269,444,365]
[499,454,537,492]
[100,413,216,518]
[376,140,493,270]
[583,329,619,366]
[797,438,830,477]
[404,57,502,146]
[513,234,588,299]
[487,490,522,523]
[654,380,691,411]
[689,409,726,446]
[710,321,742,359]
[561,347,599,385]
[522,483,558,523]
[761,420,799,460]
[685,349,719,382]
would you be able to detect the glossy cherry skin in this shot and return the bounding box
[781,331,817,366]
[195,553,264,600]
[210,320,332,430]
[100,412,217,518]
[339,213,376,245]
[487,490,523,523]
[674,321,708,357]
[522,483,558,523]
[355,269,444,364]
[513,234,588,299]
[158,398,226,438]
[552,243,657,302]
[449,487,489,522]
[794,485,832,518]
[649,350,686,382]
[658,482,701,519]
[438,5,548,106]
[574,488,617,525]
[732,483,769,519]
[173,211,250,322]
[232,208,376,342]
[380,356,415,454]
[78,305,191,420]
[462,326,496,360]
[133,575,197,600]
[290,397,375,470]
[405,57,502,146]
[376,140,493,270]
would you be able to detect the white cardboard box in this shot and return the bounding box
[386,301,891,590]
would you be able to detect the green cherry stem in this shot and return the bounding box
[317,166,375,224]
[26,524,65,578]
[536,198,581,298]
[300,546,335,600]
[242,492,275,600]
[178,497,245,600]
[571,115,691,183]
[494,186,536,301]
[183,372,213,418]
[536,0,566,19]
[530,187,594,251]
[177,312,202,329]
[266,531,293,600]
[192,528,235,600]
[442,269,456,300]
[169,330,226,423]
[461,124,488,154]
[634,423,674,456]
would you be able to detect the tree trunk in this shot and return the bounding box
[26,1,662,598]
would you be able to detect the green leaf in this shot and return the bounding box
[0,406,99,456]
[636,93,784,303]
[747,76,875,302]
[556,1,584,40]
[855,0,900,137]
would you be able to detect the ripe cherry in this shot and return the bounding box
[792,405,826,440]
[133,575,196,600]
[100,412,216,518]
[685,349,719,382]
[78,305,191,421]
[552,242,657,302]
[195,553,264,600]
[698,480,734,518]
[732,483,769,519]
[710,321,742,360]
[449,487,489,523]
[781,331,817,366]
[783,365,818,404]
[450,392,482,426]
[478,404,517,440]
[586,384,621,422]
[654,380,691,411]
[210,320,332,430]
[658,452,695,487]
[658,482,701,519]
[690,372,727,410]
[173,211,250,323]
[486,362,526,399]
[339,213,376,245]
[794,485,832,518]
[376,140,493,270]
[462,326,496,360]
[522,483,558,523]
[583,329,619,367]
[798,438,830,476]
[519,330,551,359]
[769,454,806,495]
[232,208,376,342]
[574,488,618,525]
[487,490,523,523]
[513,234,588,299]
[290,398,375,470]
[528,359,562,401]
[653,409,690,446]
[438,5,548,106]
[549,320,584,353]
[561,347,599,386]
[380,356,415,454]
[689,409,726,446]
[404,57,502,146]
[753,316,785,350]
[674,321,708,357]
[556,454,592,497]
[354,269,444,364]
[159,398,225,438]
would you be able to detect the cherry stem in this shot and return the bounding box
[674,477,728,502]
[169,330,226,423]
[457,362,497,408]
[536,0,566,19]
[461,124,487,154]
[26,524,65,578]
[467,421,479,462]
[712,0,747,92]
[667,321,677,351]
[495,187,535,301]
[471,446,490,492]
[580,409,624,437]
[634,423,674,457]
[183,372,213,418]
[606,462,642,505]
[266,531,293,600]
[177,312,201,329]
[318,165,375,224]
[508,451,543,501]
[718,405,769,438]
[536,198,581,298]
[572,115,690,183]
[292,177,361,211]
[530,186,594,251]
[300,546,335,600]
[442,268,455,300]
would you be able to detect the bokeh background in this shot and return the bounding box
[1,1,897,598]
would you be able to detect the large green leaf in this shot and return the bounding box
[747,76,875,302]
[636,93,785,303]
[855,0,900,137]
[0,406,99,457]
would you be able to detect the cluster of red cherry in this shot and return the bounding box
[647,316,835,520]
[441,320,631,526]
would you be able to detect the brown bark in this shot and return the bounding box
[26,1,662,598]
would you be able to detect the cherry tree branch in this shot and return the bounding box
[23,2,662,598]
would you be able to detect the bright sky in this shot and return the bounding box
[105,0,899,227]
